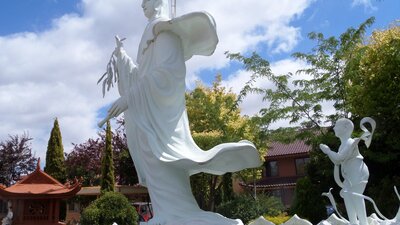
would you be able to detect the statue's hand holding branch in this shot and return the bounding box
[113,35,126,57]
[97,96,128,128]
[98,35,127,98]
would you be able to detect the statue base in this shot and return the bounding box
[248,213,400,225]
[139,212,243,225]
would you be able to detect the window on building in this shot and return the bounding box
[295,157,310,175]
[265,161,278,177]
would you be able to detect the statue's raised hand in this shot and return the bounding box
[319,144,331,154]
[114,35,126,57]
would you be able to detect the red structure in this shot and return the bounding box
[244,140,311,208]
[0,160,80,225]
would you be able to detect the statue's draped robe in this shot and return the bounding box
[116,13,260,225]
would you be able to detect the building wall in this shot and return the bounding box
[261,155,310,209]
[277,158,296,177]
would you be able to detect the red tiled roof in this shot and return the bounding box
[0,160,80,199]
[5,183,73,195]
[266,140,310,158]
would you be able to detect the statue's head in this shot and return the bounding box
[334,118,354,138]
[141,0,169,20]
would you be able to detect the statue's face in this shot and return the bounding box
[141,0,157,19]
[334,119,352,138]
[333,122,343,137]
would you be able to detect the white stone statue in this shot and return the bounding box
[248,216,275,225]
[98,0,261,225]
[282,214,313,225]
[1,201,13,225]
[320,117,375,225]
[319,117,400,225]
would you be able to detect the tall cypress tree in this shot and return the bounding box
[100,121,115,194]
[45,118,67,183]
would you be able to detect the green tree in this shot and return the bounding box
[290,177,327,224]
[80,192,138,225]
[347,23,400,124]
[45,118,67,183]
[227,18,378,220]
[216,194,284,224]
[345,23,400,217]
[227,17,375,131]
[100,121,115,194]
[44,118,68,221]
[65,120,138,187]
[186,75,266,211]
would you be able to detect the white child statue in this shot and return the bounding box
[1,201,13,225]
[98,0,261,225]
[320,117,375,225]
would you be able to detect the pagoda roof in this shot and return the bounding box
[266,140,310,160]
[0,159,81,199]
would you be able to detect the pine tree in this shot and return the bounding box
[100,121,115,194]
[44,118,67,183]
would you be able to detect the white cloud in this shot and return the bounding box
[351,0,377,11]
[182,0,312,86]
[0,0,313,160]
[222,59,308,116]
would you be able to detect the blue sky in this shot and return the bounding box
[0,0,399,161]
[0,0,81,35]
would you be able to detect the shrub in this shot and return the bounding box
[290,177,327,224]
[216,194,284,224]
[265,213,290,225]
[80,192,138,225]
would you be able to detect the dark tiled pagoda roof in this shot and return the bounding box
[266,140,310,159]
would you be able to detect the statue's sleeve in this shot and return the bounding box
[145,30,186,111]
[153,30,186,79]
[115,47,138,97]
[124,30,188,161]
[125,29,186,127]
[326,140,357,163]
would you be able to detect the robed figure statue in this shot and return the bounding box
[98,0,261,225]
